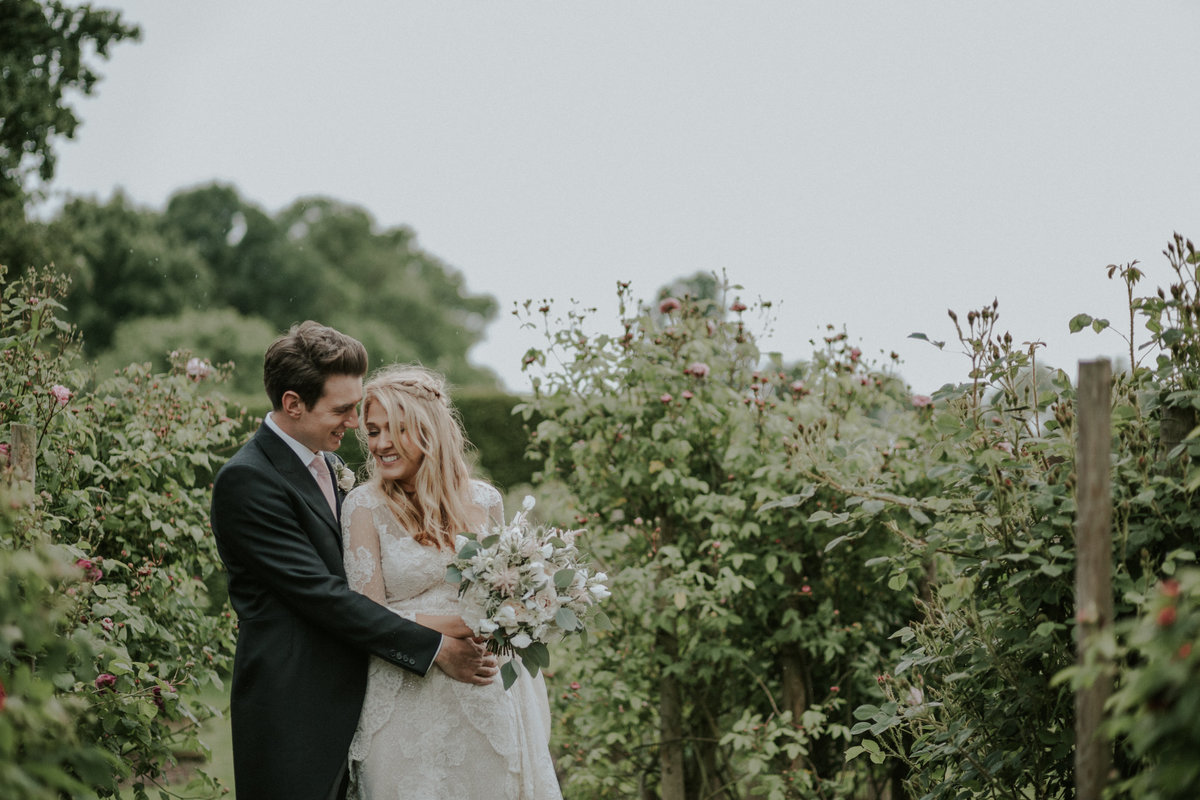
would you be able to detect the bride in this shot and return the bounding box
[341,364,563,799]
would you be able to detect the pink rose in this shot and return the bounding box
[681,391,694,400]
[911,394,933,408]
[101,617,115,632]
[660,393,673,404]
[50,384,72,406]
[94,673,117,691]
[730,301,748,313]
[659,297,682,314]
[849,347,862,362]
[790,380,808,396]
[75,558,103,582]
[685,362,710,379]
[185,357,211,380]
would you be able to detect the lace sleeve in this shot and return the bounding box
[342,488,385,604]
[470,480,504,528]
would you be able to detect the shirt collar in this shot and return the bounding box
[265,411,324,467]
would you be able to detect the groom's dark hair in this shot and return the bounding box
[263,321,368,410]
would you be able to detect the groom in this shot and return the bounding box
[211,321,496,800]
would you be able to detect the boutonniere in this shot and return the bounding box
[335,463,357,493]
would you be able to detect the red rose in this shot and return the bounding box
[1161,579,1181,598]
[95,673,117,691]
[730,301,748,313]
[1158,606,1178,627]
[659,297,682,314]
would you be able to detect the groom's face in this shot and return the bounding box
[285,373,364,453]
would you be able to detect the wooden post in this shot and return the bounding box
[1075,360,1113,800]
[9,423,36,506]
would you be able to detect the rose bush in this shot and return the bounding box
[518,281,914,798]
[795,240,1199,798]
[1,265,247,798]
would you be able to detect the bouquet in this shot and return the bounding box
[446,496,611,689]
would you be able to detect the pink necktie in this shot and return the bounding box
[310,454,337,516]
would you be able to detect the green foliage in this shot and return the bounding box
[519,282,908,798]
[455,388,540,491]
[49,192,214,352]
[1,265,246,797]
[0,503,123,800]
[804,242,1200,798]
[96,307,277,407]
[31,184,502,391]
[1104,570,1200,799]
[0,0,139,204]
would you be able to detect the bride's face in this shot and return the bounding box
[364,400,424,492]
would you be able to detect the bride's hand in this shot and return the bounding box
[415,613,476,639]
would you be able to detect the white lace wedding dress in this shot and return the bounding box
[341,481,563,800]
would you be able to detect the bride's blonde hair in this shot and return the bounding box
[358,364,482,548]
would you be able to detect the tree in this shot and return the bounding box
[47,192,213,352]
[41,183,502,390]
[274,195,500,387]
[0,0,139,203]
[160,184,339,327]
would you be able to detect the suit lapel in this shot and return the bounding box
[254,425,342,540]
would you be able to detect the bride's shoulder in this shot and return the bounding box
[344,483,385,511]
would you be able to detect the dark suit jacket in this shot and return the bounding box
[211,424,441,800]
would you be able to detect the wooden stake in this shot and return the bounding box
[1075,360,1113,800]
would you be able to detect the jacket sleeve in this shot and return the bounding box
[212,458,442,676]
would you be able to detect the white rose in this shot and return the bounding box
[335,463,356,492]
[477,619,499,635]
[522,495,536,511]
[526,561,547,585]
[495,602,520,631]
[589,584,612,600]
[510,632,533,649]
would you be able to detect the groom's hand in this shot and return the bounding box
[434,636,498,685]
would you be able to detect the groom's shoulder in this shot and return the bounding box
[215,429,274,483]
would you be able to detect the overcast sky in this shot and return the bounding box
[49,1,1200,394]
